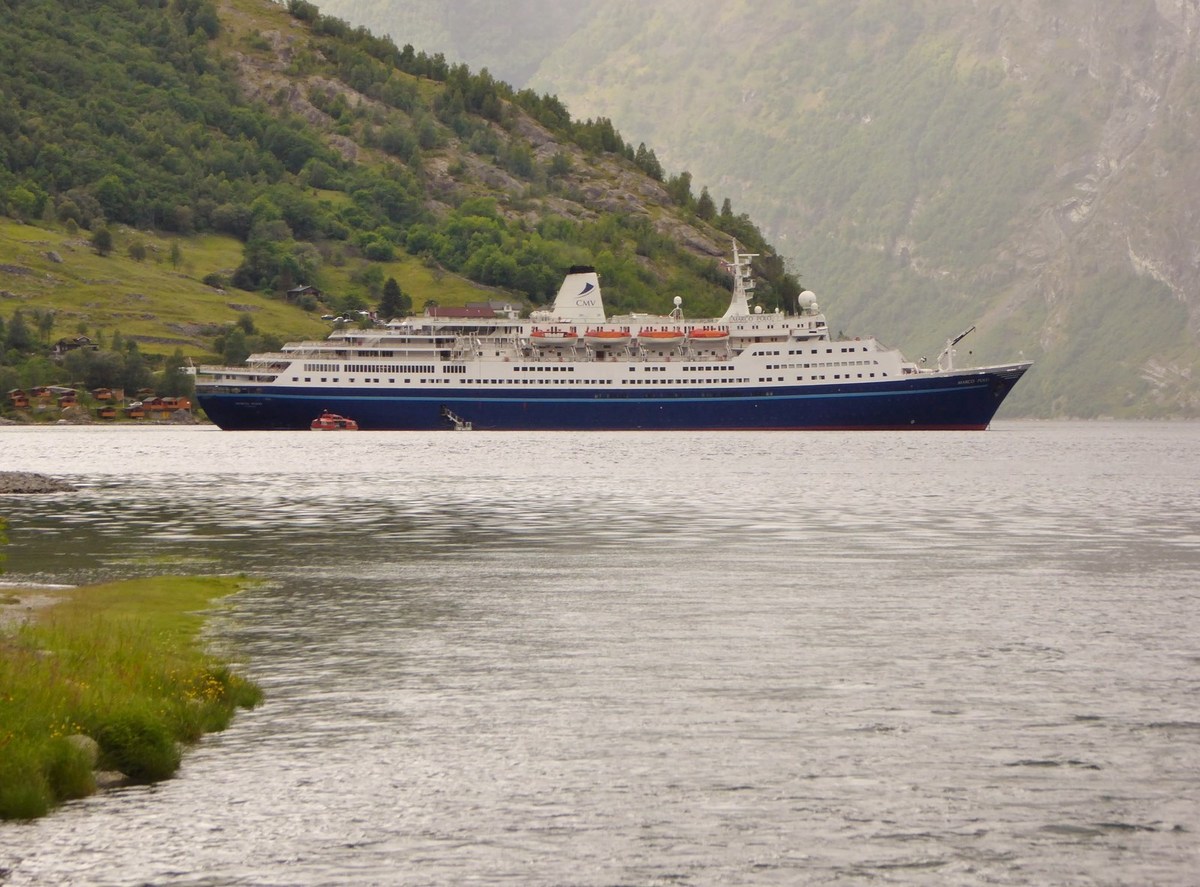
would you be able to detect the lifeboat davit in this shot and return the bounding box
[637,328,686,348]
[310,411,359,431]
[530,328,578,347]
[688,327,729,340]
[583,328,631,348]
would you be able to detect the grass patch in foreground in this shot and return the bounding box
[0,576,263,820]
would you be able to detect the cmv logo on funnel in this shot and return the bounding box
[576,281,596,306]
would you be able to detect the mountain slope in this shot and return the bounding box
[0,0,796,386]
[530,0,1200,418]
[322,0,1200,418]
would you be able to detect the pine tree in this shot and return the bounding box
[379,277,410,318]
[667,171,693,207]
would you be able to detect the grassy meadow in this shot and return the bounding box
[0,217,511,362]
[0,575,263,820]
[0,218,326,358]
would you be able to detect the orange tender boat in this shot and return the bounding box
[310,411,359,431]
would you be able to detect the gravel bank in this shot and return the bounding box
[0,471,76,494]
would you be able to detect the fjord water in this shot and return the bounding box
[1,423,1198,885]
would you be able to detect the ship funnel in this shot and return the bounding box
[550,265,606,323]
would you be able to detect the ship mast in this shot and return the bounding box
[721,241,759,320]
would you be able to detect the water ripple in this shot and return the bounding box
[1,423,1199,885]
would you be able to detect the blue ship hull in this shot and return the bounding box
[197,364,1029,431]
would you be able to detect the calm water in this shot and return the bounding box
[0,422,1198,886]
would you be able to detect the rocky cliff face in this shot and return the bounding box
[974,0,1200,411]
[996,1,1196,298]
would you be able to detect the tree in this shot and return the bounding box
[119,345,153,394]
[221,328,249,365]
[666,171,693,207]
[32,308,55,345]
[634,143,663,181]
[379,277,410,318]
[696,187,716,221]
[92,228,114,257]
[548,151,572,178]
[158,349,196,398]
[6,184,44,222]
[4,310,34,353]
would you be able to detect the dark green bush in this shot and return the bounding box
[95,711,181,783]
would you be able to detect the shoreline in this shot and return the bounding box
[0,576,263,820]
[0,586,68,630]
[0,471,77,494]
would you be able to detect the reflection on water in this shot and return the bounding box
[1,423,1199,885]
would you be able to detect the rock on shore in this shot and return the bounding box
[0,471,76,494]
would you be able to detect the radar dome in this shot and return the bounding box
[797,290,818,311]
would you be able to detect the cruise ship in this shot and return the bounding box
[195,245,1030,431]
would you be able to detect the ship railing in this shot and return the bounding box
[244,353,295,366]
[197,363,260,375]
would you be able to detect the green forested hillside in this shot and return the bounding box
[0,0,795,398]
[322,0,1200,418]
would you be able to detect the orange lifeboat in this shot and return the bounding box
[583,328,631,348]
[310,411,359,431]
[688,327,729,340]
[637,328,686,348]
[530,328,579,347]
